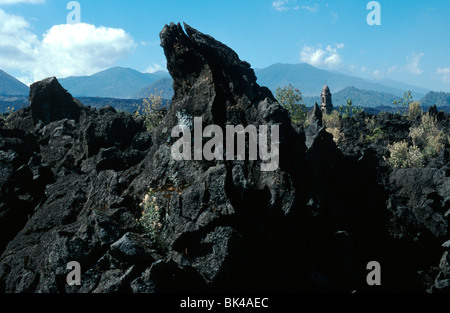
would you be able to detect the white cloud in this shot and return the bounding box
[387,65,398,75]
[272,0,289,12]
[373,69,382,78]
[0,9,39,69]
[145,63,164,73]
[386,52,424,76]
[36,23,135,79]
[272,0,302,12]
[272,1,320,13]
[300,43,344,69]
[0,0,44,4]
[0,9,136,83]
[300,46,325,66]
[436,67,450,84]
[405,52,424,75]
[301,4,320,13]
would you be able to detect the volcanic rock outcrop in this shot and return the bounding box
[0,23,449,293]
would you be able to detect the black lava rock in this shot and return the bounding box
[0,23,449,294]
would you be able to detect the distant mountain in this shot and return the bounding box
[75,97,171,113]
[2,65,447,114]
[304,86,399,108]
[254,63,428,98]
[420,91,450,107]
[132,77,174,99]
[369,78,429,99]
[134,63,428,106]
[0,69,29,96]
[58,67,170,99]
[55,64,430,103]
[333,87,399,108]
[75,97,142,113]
[0,95,28,113]
[151,70,172,78]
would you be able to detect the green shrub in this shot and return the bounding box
[384,111,449,169]
[323,110,340,128]
[138,189,163,243]
[323,111,344,145]
[338,99,363,119]
[393,91,413,115]
[276,84,307,125]
[384,140,424,169]
[326,127,345,146]
[134,89,165,131]
[364,126,385,143]
[0,106,14,129]
[409,113,446,158]
[362,116,385,143]
[408,101,422,120]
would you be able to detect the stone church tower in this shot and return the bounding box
[320,85,333,115]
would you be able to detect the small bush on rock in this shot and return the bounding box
[326,126,345,146]
[384,112,449,169]
[339,99,363,119]
[384,140,424,169]
[323,110,340,128]
[408,101,423,120]
[393,91,413,115]
[0,106,14,129]
[363,116,385,143]
[323,111,345,145]
[276,84,307,125]
[138,189,163,243]
[134,89,165,131]
[410,113,446,158]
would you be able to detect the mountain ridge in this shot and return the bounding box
[3,89,450,114]
[254,63,428,98]
[131,63,430,102]
[0,69,29,96]
[58,67,170,99]
[304,86,399,108]
[132,77,174,99]
[0,64,438,108]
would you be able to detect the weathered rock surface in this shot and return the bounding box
[0,23,449,293]
[29,76,84,126]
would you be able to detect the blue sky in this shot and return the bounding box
[0,0,449,92]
